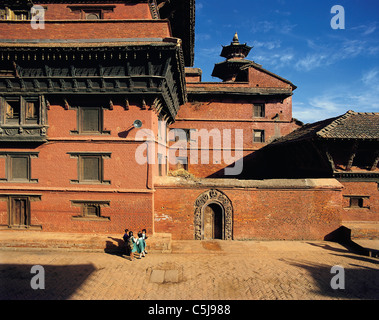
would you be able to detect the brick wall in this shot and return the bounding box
[35,3,152,20]
[248,67,293,89]
[0,20,171,40]
[168,94,297,178]
[154,179,343,240]
[340,181,379,221]
[0,191,153,234]
[0,101,160,233]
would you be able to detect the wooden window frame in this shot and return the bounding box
[253,103,265,118]
[0,96,43,126]
[0,152,39,183]
[70,105,110,135]
[67,5,115,20]
[71,200,110,221]
[68,152,111,185]
[176,156,188,171]
[344,195,370,209]
[253,130,265,143]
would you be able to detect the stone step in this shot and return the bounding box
[342,221,379,240]
[0,230,172,253]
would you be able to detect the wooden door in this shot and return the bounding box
[203,204,223,240]
[10,197,29,227]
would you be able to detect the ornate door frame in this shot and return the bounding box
[194,189,233,240]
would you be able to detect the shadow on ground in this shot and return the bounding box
[0,263,96,300]
[280,226,379,300]
[284,259,379,299]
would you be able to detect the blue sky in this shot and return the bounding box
[194,0,379,123]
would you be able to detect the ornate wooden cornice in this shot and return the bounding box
[0,41,186,123]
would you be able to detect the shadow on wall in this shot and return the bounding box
[0,263,96,300]
[324,226,379,258]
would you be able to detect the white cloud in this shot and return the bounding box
[295,39,374,72]
[361,68,379,86]
[253,40,281,50]
[351,23,377,36]
[293,74,379,123]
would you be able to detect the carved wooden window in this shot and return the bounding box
[0,8,29,20]
[253,130,265,143]
[4,99,20,123]
[0,152,39,183]
[25,100,39,123]
[71,200,110,220]
[80,107,101,133]
[83,203,101,217]
[80,156,101,182]
[253,103,265,118]
[68,5,115,20]
[0,96,43,125]
[68,152,111,184]
[10,156,29,181]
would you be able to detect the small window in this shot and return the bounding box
[1,96,43,125]
[169,129,196,142]
[83,204,100,217]
[5,99,20,123]
[79,107,101,133]
[0,152,38,183]
[25,100,39,122]
[68,152,111,185]
[253,130,265,143]
[85,10,101,20]
[71,200,110,220]
[176,157,188,171]
[10,156,29,181]
[253,104,265,118]
[344,195,370,209]
[350,197,364,208]
[80,156,101,182]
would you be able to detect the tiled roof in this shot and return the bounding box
[269,110,379,146]
[316,110,379,139]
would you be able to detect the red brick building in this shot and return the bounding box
[0,1,374,242]
[251,111,379,237]
[168,33,300,178]
[0,0,194,235]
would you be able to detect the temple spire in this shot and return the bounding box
[211,33,253,82]
[232,32,239,44]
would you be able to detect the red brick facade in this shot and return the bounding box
[2,1,374,241]
[154,178,342,240]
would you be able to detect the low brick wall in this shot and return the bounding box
[154,177,343,241]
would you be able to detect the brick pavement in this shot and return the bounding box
[1,240,378,300]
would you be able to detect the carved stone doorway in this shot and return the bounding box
[194,189,233,240]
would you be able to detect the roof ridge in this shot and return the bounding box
[316,110,355,136]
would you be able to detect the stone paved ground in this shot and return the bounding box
[0,240,378,300]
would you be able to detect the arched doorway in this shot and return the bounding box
[203,202,224,240]
[194,189,233,240]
